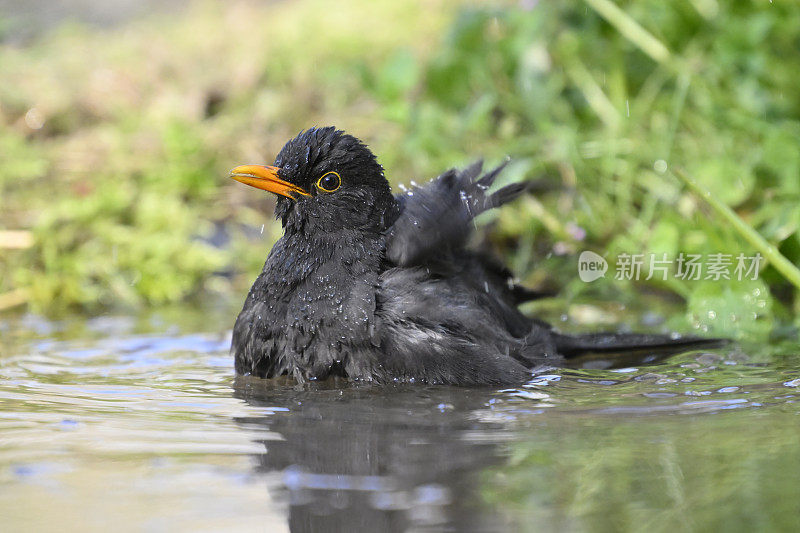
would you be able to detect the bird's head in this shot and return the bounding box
[230,127,396,233]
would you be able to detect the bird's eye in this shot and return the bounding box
[316,171,341,193]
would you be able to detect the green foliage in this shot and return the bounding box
[0,0,458,312]
[1,0,798,340]
[373,1,800,339]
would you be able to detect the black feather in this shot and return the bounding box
[385,160,527,266]
[553,332,728,357]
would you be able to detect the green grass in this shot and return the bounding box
[1,0,798,341]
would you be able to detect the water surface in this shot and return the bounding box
[1,308,799,532]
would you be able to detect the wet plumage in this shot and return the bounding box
[231,127,720,385]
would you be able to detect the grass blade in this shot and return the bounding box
[671,167,800,291]
[565,59,621,129]
[585,0,672,64]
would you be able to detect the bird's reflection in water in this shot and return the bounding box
[232,376,514,532]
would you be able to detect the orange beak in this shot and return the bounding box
[229,165,310,199]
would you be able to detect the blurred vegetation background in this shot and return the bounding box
[1,0,798,340]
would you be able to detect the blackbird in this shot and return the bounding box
[230,127,721,385]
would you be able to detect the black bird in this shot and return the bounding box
[230,127,720,385]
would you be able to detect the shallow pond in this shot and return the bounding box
[1,305,799,532]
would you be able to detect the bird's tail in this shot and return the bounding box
[552,331,728,358]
